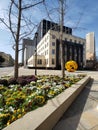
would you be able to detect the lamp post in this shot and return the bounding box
[35,32,38,75]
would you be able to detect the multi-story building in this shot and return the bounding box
[86,32,95,60]
[28,29,86,69]
[22,19,73,67]
[22,38,35,68]
[85,32,96,69]
[0,52,14,67]
[36,19,72,44]
[23,19,95,70]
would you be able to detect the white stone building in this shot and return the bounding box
[28,29,86,69]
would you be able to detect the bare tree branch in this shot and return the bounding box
[9,1,16,41]
[19,25,36,41]
[11,0,18,9]
[0,18,9,28]
[22,0,44,10]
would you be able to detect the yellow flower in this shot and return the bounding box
[12,115,16,121]
[18,114,22,119]
[6,97,14,105]
[34,96,45,105]
[49,91,55,95]
[0,113,10,118]
[17,109,21,113]
[7,121,11,126]
[22,108,24,113]
[13,110,17,114]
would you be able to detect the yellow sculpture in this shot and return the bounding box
[65,60,78,72]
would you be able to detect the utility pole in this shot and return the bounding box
[59,0,65,78]
[35,32,38,75]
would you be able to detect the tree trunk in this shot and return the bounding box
[60,0,65,78]
[14,0,22,79]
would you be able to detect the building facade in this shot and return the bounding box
[22,19,73,67]
[85,32,96,69]
[28,30,86,69]
[22,38,35,68]
[36,19,72,44]
[86,32,95,60]
[22,19,96,70]
[0,52,14,67]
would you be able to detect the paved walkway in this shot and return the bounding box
[0,67,14,78]
[8,67,64,76]
[8,68,98,130]
[53,72,98,130]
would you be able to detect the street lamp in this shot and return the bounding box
[35,32,38,75]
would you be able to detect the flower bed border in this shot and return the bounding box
[3,76,90,130]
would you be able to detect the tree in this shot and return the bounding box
[0,0,85,79]
[0,56,5,64]
[43,0,85,77]
[0,0,44,79]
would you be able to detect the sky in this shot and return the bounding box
[0,0,98,62]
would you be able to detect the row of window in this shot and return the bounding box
[37,42,48,50]
[38,41,55,50]
[37,42,55,55]
[37,58,55,65]
[65,38,85,44]
[39,48,55,56]
[37,43,48,54]
[52,34,85,45]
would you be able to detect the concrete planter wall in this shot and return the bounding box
[3,76,90,130]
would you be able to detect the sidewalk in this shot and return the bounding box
[53,72,98,130]
[8,67,63,76]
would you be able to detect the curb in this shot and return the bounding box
[3,76,91,130]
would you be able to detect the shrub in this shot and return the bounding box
[17,75,37,86]
[0,79,8,86]
[8,78,18,85]
[17,78,27,86]
[8,75,37,86]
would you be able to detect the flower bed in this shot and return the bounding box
[0,74,86,129]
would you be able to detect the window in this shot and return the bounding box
[66,30,69,34]
[47,36,49,39]
[45,51,46,55]
[52,42,55,46]
[65,38,67,41]
[46,50,48,55]
[52,58,55,64]
[45,38,46,42]
[79,41,81,44]
[37,59,42,64]
[52,49,55,54]
[70,39,72,42]
[74,40,77,43]
[46,59,48,64]
[52,34,55,39]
